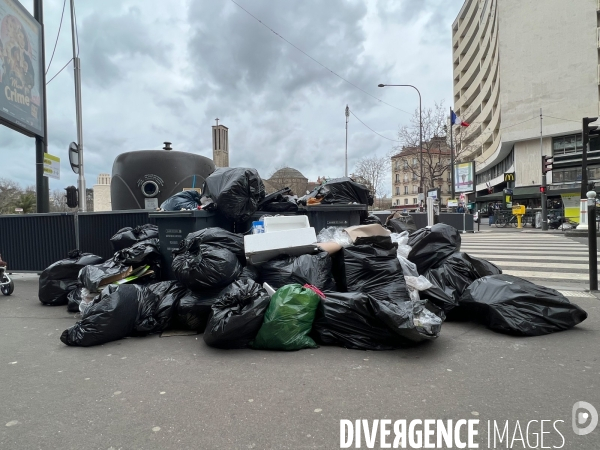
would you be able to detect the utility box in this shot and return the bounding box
[512,205,526,215]
[149,210,234,279]
[302,204,367,233]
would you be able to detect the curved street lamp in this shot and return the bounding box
[378,84,423,204]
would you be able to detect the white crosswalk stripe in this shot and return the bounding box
[460,233,594,286]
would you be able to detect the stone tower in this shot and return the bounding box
[93,173,112,211]
[212,119,229,168]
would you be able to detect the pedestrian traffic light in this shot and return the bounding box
[65,186,78,208]
[540,186,547,194]
[542,155,553,174]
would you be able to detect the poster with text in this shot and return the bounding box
[454,162,474,193]
[0,0,43,137]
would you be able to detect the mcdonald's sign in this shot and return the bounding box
[504,172,515,182]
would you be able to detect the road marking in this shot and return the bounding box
[557,291,597,298]
[490,261,589,270]
[468,254,590,261]
[501,270,589,281]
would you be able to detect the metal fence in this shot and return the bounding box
[0,213,77,272]
[0,211,157,272]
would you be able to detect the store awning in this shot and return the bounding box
[475,186,546,202]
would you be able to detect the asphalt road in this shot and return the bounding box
[1,275,599,450]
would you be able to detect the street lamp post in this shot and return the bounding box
[378,84,423,203]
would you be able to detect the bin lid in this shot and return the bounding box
[148,210,216,218]
[302,204,368,211]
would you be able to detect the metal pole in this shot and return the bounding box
[34,0,49,213]
[540,108,548,230]
[450,107,455,203]
[377,84,423,205]
[345,105,349,177]
[70,0,86,211]
[587,190,597,290]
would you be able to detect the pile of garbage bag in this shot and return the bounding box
[159,190,202,211]
[300,177,374,206]
[34,216,587,351]
[201,167,265,222]
[38,250,103,306]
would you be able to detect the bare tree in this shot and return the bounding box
[353,155,390,206]
[395,101,474,192]
[0,178,22,214]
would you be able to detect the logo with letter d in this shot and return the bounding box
[572,401,598,436]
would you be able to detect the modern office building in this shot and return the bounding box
[452,0,599,213]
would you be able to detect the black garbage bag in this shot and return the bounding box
[146,281,188,332]
[407,224,461,273]
[459,274,588,336]
[160,190,201,211]
[421,252,502,313]
[360,214,382,225]
[203,280,271,349]
[60,284,158,347]
[387,216,417,233]
[39,250,104,306]
[79,239,162,292]
[259,252,337,292]
[332,243,410,304]
[238,264,260,282]
[110,224,159,252]
[67,286,84,312]
[371,298,443,343]
[175,288,225,331]
[311,291,403,350]
[303,177,373,206]
[258,187,299,212]
[172,245,242,290]
[201,167,265,222]
[176,228,245,265]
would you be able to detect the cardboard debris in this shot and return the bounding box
[344,224,391,243]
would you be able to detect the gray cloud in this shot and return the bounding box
[0,0,459,197]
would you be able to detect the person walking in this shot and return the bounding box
[488,203,495,226]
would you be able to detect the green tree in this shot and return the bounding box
[14,190,37,214]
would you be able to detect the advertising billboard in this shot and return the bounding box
[0,0,44,137]
[454,161,474,193]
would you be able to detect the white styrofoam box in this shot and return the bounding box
[244,227,318,264]
[264,215,309,233]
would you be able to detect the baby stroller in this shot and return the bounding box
[0,254,14,296]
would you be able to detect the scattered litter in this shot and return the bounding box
[5,420,19,427]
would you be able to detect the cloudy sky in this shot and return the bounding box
[2,0,460,196]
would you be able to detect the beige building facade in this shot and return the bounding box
[93,173,112,211]
[452,0,600,201]
[391,146,452,208]
[212,123,229,168]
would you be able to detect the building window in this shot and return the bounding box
[413,158,418,166]
[413,197,417,204]
[395,174,399,182]
[404,174,408,182]
[413,185,418,194]
[404,160,409,168]
[404,186,408,195]
[412,174,417,181]
[404,198,408,205]
[396,187,400,195]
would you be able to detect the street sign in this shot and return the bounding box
[68,142,80,174]
[504,172,515,182]
[43,153,60,180]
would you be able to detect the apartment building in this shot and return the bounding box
[391,137,452,208]
[452,0,600,207]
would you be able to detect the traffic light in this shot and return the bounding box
[583,117,600,146]
[540,186,547,194]
[542,155,553,174]
[65,186,78,208]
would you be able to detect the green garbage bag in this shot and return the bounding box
[252,284,321,350]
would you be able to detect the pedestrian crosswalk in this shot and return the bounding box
[460,233,597,290]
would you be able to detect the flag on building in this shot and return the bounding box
[451,110,470,127]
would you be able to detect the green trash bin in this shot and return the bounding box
[149,210,234,280]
